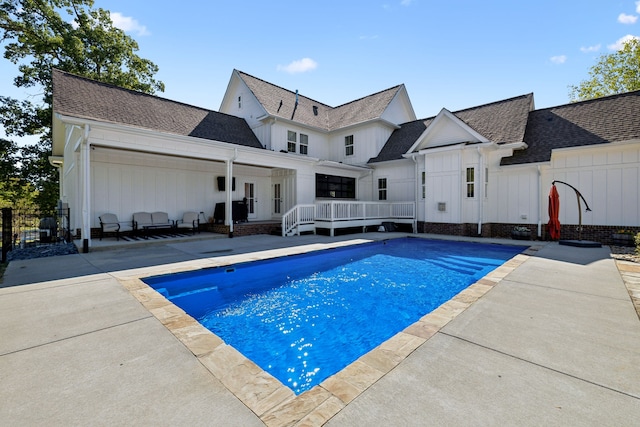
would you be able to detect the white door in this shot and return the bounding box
[244,182,257,219]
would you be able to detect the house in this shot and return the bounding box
[51,69,640,250]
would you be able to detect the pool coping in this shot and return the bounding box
[114,237,540,426]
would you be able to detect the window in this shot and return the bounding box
[273,183,281,214]
[345,135,354,156]
[378,178,387,200]
[238,95,242,109]
[299,133,308,155]
[287,130,297,152]
[484,167,488,198]
[421,171,426,199]
[316,174,356,199]
[466,167,475,198]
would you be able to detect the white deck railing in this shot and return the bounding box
[281,204,316,236]
[281,201,415,236]
[315,201,415,221]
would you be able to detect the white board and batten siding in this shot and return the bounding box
[330,124,395,166]
[379,86,416,125]
[421,150,463,223]
[373,161,414,202]
[90,148,274,228]
[549,143,640,227]
[269,124,329,159]
[490,166,539,225]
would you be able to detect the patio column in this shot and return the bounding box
[80,125,91,252]
[226,149,237,237]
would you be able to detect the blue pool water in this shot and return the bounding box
[144,238,523,394]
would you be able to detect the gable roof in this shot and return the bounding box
[52,69,263,148]
[236,70,405,131]
[502,90,640,165]
[370,93,533,163]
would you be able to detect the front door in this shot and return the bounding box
[244,182,257,219]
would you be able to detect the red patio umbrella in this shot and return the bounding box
[548,184,561,240]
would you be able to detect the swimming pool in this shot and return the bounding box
[144,237,524,394]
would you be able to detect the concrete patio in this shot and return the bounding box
[1,233,639,426]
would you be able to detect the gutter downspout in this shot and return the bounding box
[537,165,542,238]
[226,148,238,237]
[411,154,419,234]
[80,124,91,253]
[477,147,484,236]
[48,157,64,201]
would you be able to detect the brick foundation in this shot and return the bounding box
[417,222,639,245]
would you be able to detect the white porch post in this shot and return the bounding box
[226,149,238,237]
[80,125,91,252]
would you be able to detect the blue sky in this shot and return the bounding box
[2,0,640,145]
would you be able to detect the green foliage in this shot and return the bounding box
[0,0,164,211]
[569,38,640,101]
[635,232,640,256]
[0,138,39,210]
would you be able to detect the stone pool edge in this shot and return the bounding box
[115,239,541,427]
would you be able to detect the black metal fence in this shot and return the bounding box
[1,205,71,263]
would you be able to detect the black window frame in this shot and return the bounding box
[315,174,356,199]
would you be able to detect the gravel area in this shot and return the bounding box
[610,245,640,263]
[6,243,79,261]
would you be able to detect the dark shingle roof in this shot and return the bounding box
[370,94,533,163]
[369,119,432,163]
[52,69,263,148]
[502,90,640,165]
[237,70,403,131]
[454,93,533,143]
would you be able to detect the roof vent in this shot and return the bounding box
[313,105,318,116]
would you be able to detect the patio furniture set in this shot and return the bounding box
[98,211,200,241]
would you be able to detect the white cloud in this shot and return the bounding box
[359,35,379,40]
[110,12,150,36]
[618,13,638,24]
[400,0,413,5]
[580,44,601,53]
[636,0,640,13]
[277,58,318,74]
[608,34,640,50]
[550,55,567,64]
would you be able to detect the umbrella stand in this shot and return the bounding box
[551,180,600,247]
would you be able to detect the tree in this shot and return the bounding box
[0,137,32,209]
[0,0,164,211]
[569,38,640,102]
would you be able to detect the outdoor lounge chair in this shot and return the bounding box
[176,211,200,234]
[132,212,153,235]
[99,213,133,240]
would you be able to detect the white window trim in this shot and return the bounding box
[299,133,308,155]
[466,167,475,198]
[287,130,297,153]
[345,135,354,156]
[378,177,387,201]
